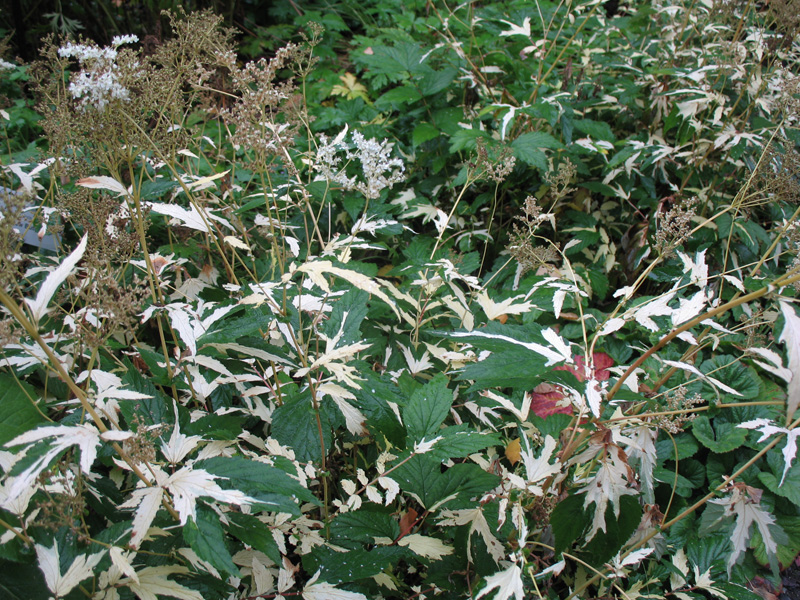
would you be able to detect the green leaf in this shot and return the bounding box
[449,129,487,152]
[322,289,369,347]
[412,122,440,146]
[573,119,616,142]
[0,560,51,600]
[198,456,317,513]
[458,352,548,390]
[752,515,800,569]
[552,493,588,554]
[581,495,642,567]
[687,532,731,575]
[425,427,502,460]
[374,85,422,109]
[699,356,760,401]
[759,450,800,507]
[0,375,45,446]
[304,545,407,584]
[353,370,406,447]
[511,132,563,170]
[271,392,333,463]
[227,512,282,565]
[404,373,452,442]
[329,510,400,550]
[139,179,179,200]
[119,363,173,427]
[184,505,240,577]
[691,416,748,453]
[393,456,499,509]
[656,432,699,461]
[419,67,458,96]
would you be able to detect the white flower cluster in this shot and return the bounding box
[0,59,16,71]
[315,127,405,199]
[57,35,138,112]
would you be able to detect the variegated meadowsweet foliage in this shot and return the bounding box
[2,1,800,599]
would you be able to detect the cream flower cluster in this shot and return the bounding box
[57,35,139,111]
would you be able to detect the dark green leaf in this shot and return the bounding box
[119,362,173,427]
[412,122,440,146]
[184,505,239,577]
[304,545,407,584]
[0,375,45,446]
[198,456,317,513]
[353,370,406,447]
[581,495,642,567]
[700,356,760,401]
[271,393,332,463]
[329,510,400,550]
[227,512,282,565]
[573,119,616,142]
[418,67,458,96]
[393,456,499,509]
[552,494,588,554]
[404,373,452,442]
[0,560,51,600]
[374,85,422,109]
[424,426,502,460]
[691,416,748,453]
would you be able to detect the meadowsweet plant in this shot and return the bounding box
[2,1,800,599]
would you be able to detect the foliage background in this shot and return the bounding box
[1,0,800,599]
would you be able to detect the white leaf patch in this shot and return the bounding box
[475,563,524,600]
[438,507,505,563]
[709,485,781,575]
[294,260,400,319]
[147,201,233,233]
[3,424,101,509]
[449,329,571,367]
[77,175,129,196]
[475,292,535,321]
[738,419,800,485]
[779,301,800,422]
[25,234,88,323]
[397,534,454,559]
[119,565,203,600]
[36,542,104,598]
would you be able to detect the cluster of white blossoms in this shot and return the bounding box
[57,35,139,112]
[315,126,405,199]
[0,59,15,71]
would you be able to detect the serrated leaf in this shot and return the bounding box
[227,512,282,565]
[404,374,452,442]
[197,456,316,513]
[418,67,457,96]
[412,122,440,146]
[329,510,400,550]
[0,375,45,446]
[573,119,616,142]
[353,370,405,447]
[779,301,800,421]
[552,494,588,554]
[305,545,406,584]
[24,234,87,323]
[183,506,239,577]
[691,416,748,453]
[580,495,642,567]
[271,393,333,463]
[393,456,500,509]
[511,132,563,171]
[424,426,502,460]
